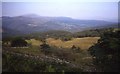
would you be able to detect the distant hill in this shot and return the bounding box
[2,14,118,37]
[2,27,23,37]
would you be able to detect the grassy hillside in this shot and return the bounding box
[2,28,119,72]
[46,37,100,49]
[26,39,43,46]
[24,37,100,50]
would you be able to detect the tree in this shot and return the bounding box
[11,37,28,47]
[2,37,14,47]
[71,45,76,50]
[71,45,81,53]
[61,37,71,41]
[88,30,120,72]
[40,43,51,55]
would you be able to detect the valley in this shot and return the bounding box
[1,15,119,72]
[1,1,119,72]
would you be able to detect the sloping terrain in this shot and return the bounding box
[2,14,117,36]
[46,37,100,49]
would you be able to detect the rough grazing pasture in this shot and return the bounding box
[25,37,100,50]
[46,37,100,49]
[26,39,43,46]
[3,37,100,72]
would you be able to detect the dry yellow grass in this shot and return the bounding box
[46,37,100,49]
[26,39,43,46]
[26,37,100,50]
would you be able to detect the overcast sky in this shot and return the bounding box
[2,1,118,22]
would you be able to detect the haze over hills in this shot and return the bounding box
[1,14,118,37]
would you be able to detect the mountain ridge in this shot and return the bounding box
[1,14,118,37]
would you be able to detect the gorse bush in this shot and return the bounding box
[40,43,51,55]
[45,65,55,72]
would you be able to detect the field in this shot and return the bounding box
[3,43,96,72]
[2,36,103,72]
[26,37,100,50]
[26,39,43,46]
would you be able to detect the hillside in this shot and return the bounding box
[46,37,100,49]
[2,14,118,37]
